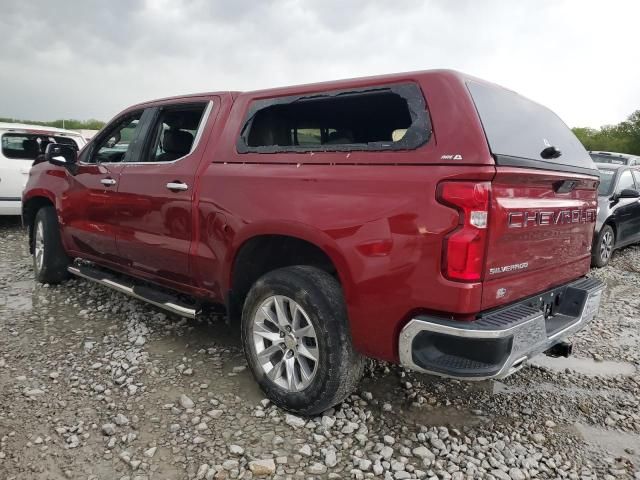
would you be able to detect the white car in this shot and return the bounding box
[0,123,86,215]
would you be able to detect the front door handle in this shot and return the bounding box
[101,178,117,186]
[166,182,188,192]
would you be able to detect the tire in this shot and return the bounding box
[241,266,365,415]
[592,224,614,268]
[32,206,71,284]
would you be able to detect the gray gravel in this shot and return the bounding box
[1,216,639,479]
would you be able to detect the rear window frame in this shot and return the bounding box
[236,82,432,154]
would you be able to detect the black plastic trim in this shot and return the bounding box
[411,332,511,377]
[494,154,600,177]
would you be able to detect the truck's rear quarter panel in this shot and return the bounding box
[196,163,494,361]
[194,70,600,364]
[193,72,503,362]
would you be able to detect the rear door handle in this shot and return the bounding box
[166,182,188,191]
[100,178,117,186]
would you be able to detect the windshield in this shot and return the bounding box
[597,168,616,196]
[467,81,595,173]
[1,133,82,160]
[590,154,628,165]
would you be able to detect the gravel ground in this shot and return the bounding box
[1,216,639,480]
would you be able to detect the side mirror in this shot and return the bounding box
[618,188,640,199]
[45,143,78,168]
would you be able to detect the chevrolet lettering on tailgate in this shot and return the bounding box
[507,209,597,228]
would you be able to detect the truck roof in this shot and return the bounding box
[128,69,485,108]
[238,69,477,98]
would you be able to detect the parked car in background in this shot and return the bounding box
[0,123,85,215]
[22,70,604,414]
[592,163,640,266]
[590,151,640,166]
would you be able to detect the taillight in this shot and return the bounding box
[437,181,491,282]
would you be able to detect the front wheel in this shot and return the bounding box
[32,206,71,284]
[241,266,365,415]
[592,224,614,268]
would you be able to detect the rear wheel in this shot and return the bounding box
[241,266,365,415]
[592,224,614,267]
[33,206,71,284]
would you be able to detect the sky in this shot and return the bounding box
[1,0,638,129]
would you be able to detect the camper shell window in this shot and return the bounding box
[237,83,431,153]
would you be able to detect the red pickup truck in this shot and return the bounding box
[23,70,604,414]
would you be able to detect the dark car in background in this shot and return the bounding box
[592,163,640,266]
[590,151,640,166]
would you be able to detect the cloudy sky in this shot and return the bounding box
[1,0,638,128]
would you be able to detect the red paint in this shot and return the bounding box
[60,162,125,263]
[22,70,598,364]
[481,167,597,309]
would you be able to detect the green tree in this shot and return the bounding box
[0,117,105,130]
[572,110,640,155]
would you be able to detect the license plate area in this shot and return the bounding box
[524,285,578,320]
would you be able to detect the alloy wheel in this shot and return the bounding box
[600,230,613,263]
[251,295,319,392]
[34,221,45,272]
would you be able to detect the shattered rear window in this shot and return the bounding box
[237,83,431,153]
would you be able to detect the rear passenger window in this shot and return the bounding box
[144,103,208,163]
[237,83,430,153]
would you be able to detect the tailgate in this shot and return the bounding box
[466,79,600,310]
[482,168,598,309]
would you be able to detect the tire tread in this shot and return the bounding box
[241,265,364,415]
[33,206,70,284]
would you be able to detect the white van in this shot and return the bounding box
[0,123,86,215]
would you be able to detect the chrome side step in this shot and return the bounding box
[67,265,197,319]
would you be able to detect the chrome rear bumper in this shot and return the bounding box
[398,277,604,380]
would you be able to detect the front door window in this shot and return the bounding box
[91,112,143,164]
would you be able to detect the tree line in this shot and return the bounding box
[0,117,105,130]
[572,109,640,155]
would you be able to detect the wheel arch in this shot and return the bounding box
[224,223,354,322]
[604,219,617,245]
